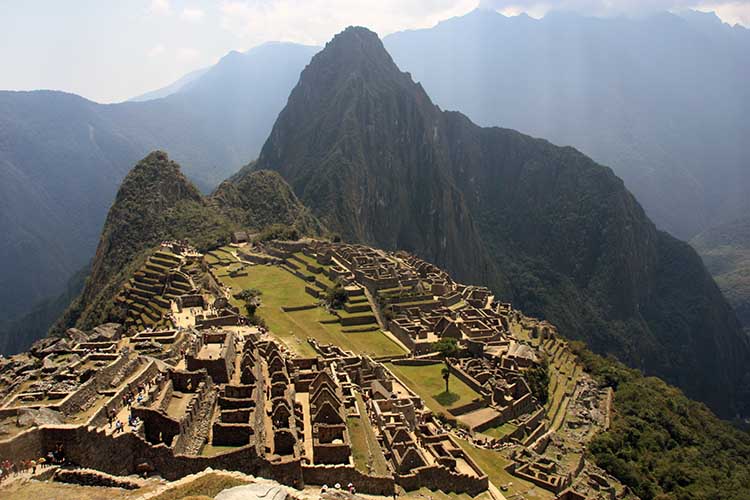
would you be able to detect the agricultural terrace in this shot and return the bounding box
[208,249,405,358]
[456,439,555,500]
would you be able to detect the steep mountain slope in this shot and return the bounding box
[692,217,750,332]
[253,26,750,418]
[0,42,317,353]
[212,168,325,236]
[383,9,750,240]
[53,151,235,332]
[53,151,322,333]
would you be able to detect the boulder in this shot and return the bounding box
[64,328,89,343]
[17,407,63,427]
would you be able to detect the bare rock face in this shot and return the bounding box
[17,407,63,427]
[215,483,291,500]
[91,323,123,341]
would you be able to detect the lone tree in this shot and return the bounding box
[434,337,458,359]
[441,366,451,394]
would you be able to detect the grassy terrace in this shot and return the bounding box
[212,261,405,358]
[385,362,481,415]
[348,392,390,475]
[480,421,518,439]
[456,439,554,500]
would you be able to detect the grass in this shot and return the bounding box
[455,439,554,500]
[200,444,238,456]
[212,262,405,358]
[347,392,390,475]
[385,362,480,414]
[150,472,251,500]
[480,421,518,439]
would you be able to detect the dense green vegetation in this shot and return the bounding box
[211,168,325,237]
[569,342,750,500]
[252,26,750,418]
[525,356,550,405]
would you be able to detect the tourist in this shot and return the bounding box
[321,484,328,494]
[115,419,123,434]
[30,459,37,474]
[334,482,341,490]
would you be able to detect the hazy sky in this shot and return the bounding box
[1,0,748,103]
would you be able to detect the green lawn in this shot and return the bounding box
[480,421,518,439]
[347,392,390,475]
[385,362,481,415]
[213,263,405,358]
[455,439,554,500]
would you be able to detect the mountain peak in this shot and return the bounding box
[118,150,202,206]
[313,26,397,74]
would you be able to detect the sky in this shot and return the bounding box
[1,0,748,103]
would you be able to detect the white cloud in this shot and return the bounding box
[478,0,750,25]
[148,0,171,16]
[181,7,205,22]
[698,1,750,25]
[148,43,166,57]
[176,47,201,62]
[218,0,478,46]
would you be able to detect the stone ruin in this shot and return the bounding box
[0,238,621,499]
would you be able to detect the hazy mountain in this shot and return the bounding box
[692,217,750,333]
[128,66,209,102]
[252,26,750,418]
[383,9,750,241]
[0,42,317,353]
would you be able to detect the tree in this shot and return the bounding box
[434,337,459,359]
[325,280,348,309]
[235,288,262,302]
[526,356,550,405]
[441,366,451,394]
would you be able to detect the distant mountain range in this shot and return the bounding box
[0,42,317,352]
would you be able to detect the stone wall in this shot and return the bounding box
[396,465,488,496]
[301,464,394,495]
[212,422,253,446]
[89,361,161,427]
[0,425,303,487]
[54,468,141,489]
